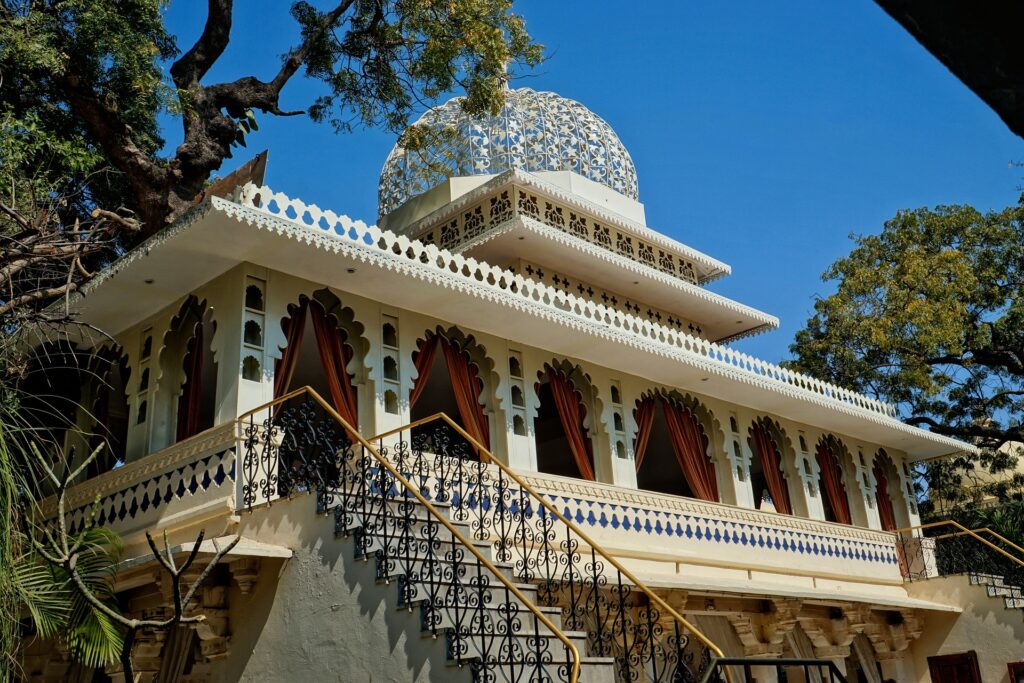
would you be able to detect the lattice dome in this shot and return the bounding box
[378,88,638,216]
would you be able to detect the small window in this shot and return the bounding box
[244,319,263,346]
[383,355,399,381]
[141,335,152,360]
[798,435,808,452]
[610,385,621,404]
[245,284,265,310]
[736,465,746,482]
[616,440,627,459]
[139,368,150,392]
[803,459,812,475]
[858,451,866,467]
[613,412,624,432]
[729,416,739,433]
[513,414,527,436]
[511,385,525,407]
[136,400,148,424]
[508,356,523,378]
[382,322,398,348]
[384,389,399,415]
[242,356,261,382]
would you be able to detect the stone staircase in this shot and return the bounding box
[969,573,1024,612]
[331,495,618,682]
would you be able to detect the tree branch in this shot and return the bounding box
[170,0,235,89]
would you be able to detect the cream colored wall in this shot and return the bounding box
[221,496,473,683]
[109,264,919,535]
[907,576,1024,683]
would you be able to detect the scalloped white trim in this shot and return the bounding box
[209,183,974,457]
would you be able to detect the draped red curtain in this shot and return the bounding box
[546,368,596,481]
[409,335,441,408]
[873,462,898,531]
[816,440,852,525]
[748,422,793,515]
[440,338,490,451]
[310,303,359,427]
[274,300,308,398]
[659,396,718,502]
[632,395,656,469]
[176,321,204,441]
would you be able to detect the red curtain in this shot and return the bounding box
[409,335,440,408]
[816,440,852,525]
[660,396,718,502]
[873,462,898,531]
[546,368,596,481]
[440,338,491,451]
[176,321,205,441]
[274,300,308,398]
[310,303,359,428]
[632,395,656,469]
[749,422,793,515]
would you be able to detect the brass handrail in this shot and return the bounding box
[371,411,733,683]
[892,519,1024,571]
[238,388,582,683]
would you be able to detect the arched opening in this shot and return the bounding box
[633,392,719,501]
[873,449,907,531]
[274,290,363,429]
[747,418,793,514]
[409,329,491,457]
[86,347,131,476]
[167,299,218,442]
[534,363,595,480]
[816,435,852,525]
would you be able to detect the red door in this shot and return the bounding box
[927,652,982,683]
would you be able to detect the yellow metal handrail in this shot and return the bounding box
[239,388,582,682]
[892,519,1024,572]
[372,411,733,683]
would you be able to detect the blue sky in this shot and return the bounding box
[163,1,1024,364]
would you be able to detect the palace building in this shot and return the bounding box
[21,87,1024,682]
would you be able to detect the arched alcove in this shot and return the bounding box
[633,390,721,502]
[157,296,218,445]
[747,417,800,515]
[86,346,131,476]
[815,435,858,525]
[534,361,597,481]
[275,289,367,429]
[873,449,910,530]
[409,327,496,456]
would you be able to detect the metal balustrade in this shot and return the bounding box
[699,658,848,683]
[237,387,733,683]
[896,519,1024,588]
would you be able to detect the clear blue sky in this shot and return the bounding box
[163,1,1024,364]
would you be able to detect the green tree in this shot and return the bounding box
[787,198,1024,511]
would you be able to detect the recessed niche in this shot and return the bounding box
[242,355,261,382]
[245,284,265,311]
[141,335,152,360]
[613,412,624,432]
[736,465,746,482]
[383,355,399,381]
[729,416,739,433]
[511,385,525,407]
[615,440,627,459]
[798,435,808,452]
[244,319,263,346]
[508,356,523,378]
[803,458,812,475]
[136,400,148,424]
[139,368,150,392]
[513,414,527,436]
[382,322,398,348]
[384,389,399,414]
[610,385,621,404]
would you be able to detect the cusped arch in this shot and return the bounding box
[748,416,803,515]
[417,325,500,414]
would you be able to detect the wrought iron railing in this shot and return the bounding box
[699,658,848,683]
[896,520,1024,587]
[371,412,732,683]
[238,388,582,682]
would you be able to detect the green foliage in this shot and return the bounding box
[787,197,1024,508]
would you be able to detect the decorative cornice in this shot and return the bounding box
[398,169,731,283]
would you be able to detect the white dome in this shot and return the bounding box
[378,88,638,216]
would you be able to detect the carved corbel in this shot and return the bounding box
[725,598,802,657]
[229,557,261,595]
